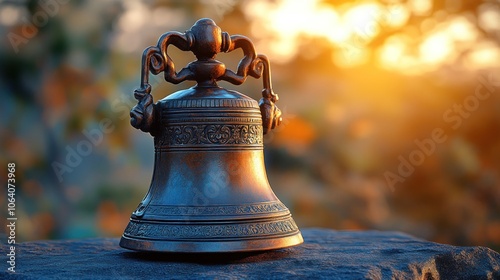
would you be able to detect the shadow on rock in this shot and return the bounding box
[120,247,299,265]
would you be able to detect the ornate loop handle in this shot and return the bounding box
[130,18,281,135]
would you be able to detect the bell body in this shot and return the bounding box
[120,87,303,252]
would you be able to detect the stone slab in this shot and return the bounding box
[2,228,500,279]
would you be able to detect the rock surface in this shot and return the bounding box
[2,228,500,279]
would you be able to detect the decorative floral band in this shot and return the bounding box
[155,124,264,149]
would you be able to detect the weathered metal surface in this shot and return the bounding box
[121,18,302,252]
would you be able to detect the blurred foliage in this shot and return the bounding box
[0,0,499,251]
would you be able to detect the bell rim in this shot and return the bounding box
[119,231,303,253]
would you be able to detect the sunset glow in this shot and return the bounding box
[242,0,499,73]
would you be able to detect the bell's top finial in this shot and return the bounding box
[188,18,223,60]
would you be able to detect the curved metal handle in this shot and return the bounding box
[130,18,282,135]
[254,55,282,134]
[220,35,282,134]
[130,32,193,133]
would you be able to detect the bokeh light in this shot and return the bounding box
[0,0,499,251]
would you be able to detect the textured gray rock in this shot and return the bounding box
[2,228,499,279]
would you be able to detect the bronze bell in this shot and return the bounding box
[120,18,303,252]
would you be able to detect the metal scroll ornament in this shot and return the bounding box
[120,18,303,252]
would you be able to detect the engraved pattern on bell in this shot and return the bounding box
[163,124,262,146]
[145,201,288,216]
[124,218,299,239]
